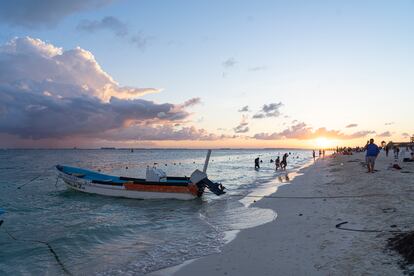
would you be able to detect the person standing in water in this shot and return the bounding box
[281,153,288,170]
[254,157,260,169]
[312,150,316,161]
[275,156,280,170]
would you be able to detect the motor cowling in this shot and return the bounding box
[190,169,225,196]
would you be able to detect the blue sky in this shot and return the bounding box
[0,0,412,148]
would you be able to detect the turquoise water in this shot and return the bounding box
[0,149,311,275]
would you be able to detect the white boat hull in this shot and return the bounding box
[59,172,197,200]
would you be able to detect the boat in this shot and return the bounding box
[56,150,225,200]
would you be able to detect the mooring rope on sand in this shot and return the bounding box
[335,221,409,234]
[2,228,72,275]
[229,192,410,200]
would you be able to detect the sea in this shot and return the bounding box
[0,149,312,275]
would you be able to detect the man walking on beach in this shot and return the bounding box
[365,138,380,173]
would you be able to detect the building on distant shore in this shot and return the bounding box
[387,135,414,148]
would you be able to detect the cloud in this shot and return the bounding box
[0,37,214,142]
[238,105,249,112]
[385,122,395,126]
[378,131,392,137]
[180,97,201,108]
[346,123,358,128]
[99,124,224,141]
[248,66,267,72]
[347,130,376,139]
[402,132,411,138]
[222,57,237,68]
[253,102,283,119]
[234,115,249,134]
[0,84,190,139]
[77,16,152,50]
[0,37,158,102]
[253,123,375,140]
[77,16,128,37]
[0,0,113,28]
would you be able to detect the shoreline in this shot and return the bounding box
[163,152,410,275]
[150,158,316,276]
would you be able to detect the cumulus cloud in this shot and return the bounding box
[234,115,249,134]
[0,37,214,142]
[0,0,113,28]
[0,37,158,102]
[238,105,249,112]
[222,57,237,68]
[253,102,283,119]
[346,123,358,128]
[385,122,395,126]
[253,123,375,140]
[378,131,392,137]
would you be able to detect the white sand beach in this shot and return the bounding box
[166,152,414,275]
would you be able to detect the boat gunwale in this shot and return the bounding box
[56,165,192,187]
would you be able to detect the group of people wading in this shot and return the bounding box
[255,153,289,171]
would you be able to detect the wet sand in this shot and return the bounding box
[167,152,414,275]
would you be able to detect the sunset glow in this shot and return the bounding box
[315,137,334,149]
[0,1,412,149]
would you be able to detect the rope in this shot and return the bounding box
[229,192,409,200]
[2,227,72,275]
[17,166,55,190]
[335,221,407,233]
[16,175,42,189]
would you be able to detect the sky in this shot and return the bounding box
[0,0,412,149]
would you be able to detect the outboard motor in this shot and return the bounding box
[189,150,226,196]
[190,169,225,196]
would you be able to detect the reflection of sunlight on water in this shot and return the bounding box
[239,172,293,207]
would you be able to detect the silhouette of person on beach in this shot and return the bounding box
[393,146,400,159]
[365,138,380,173]
[281,153,288,170]
[322,150,325,158]
[312,150,316,161]
[275,156,280,170]
[254,157,260,169]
